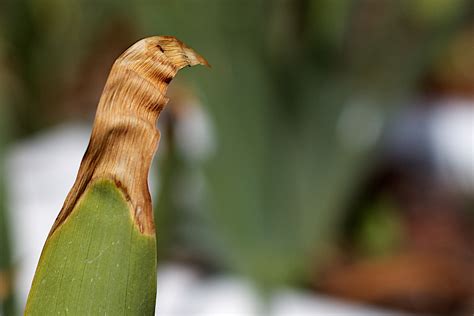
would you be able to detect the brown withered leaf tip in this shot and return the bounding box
[50,36,209,236]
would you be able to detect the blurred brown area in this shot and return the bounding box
[318,165,473,315]
[428,25,474,97]
[321,252,473,314]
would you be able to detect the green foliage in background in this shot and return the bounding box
[355,196,404,258]
[140,0,468,288]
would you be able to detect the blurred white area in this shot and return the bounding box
[6,124,91,306]
[156,265,404,316]
[5,122,423,315]
[384,98,474,193]
[429,99,474,193]
[174,101,216,163]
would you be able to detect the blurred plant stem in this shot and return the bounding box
[154,117,178,258]
[0,151,16,315]
[0,67,16,315]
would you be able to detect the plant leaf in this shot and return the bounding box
[25,180,156,315]
[25,36,208,315]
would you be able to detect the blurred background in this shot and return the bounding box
[0,0,473,315]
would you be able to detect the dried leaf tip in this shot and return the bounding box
[118,36,210,70]
[153,36,210,68]
[50,36,208,236]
